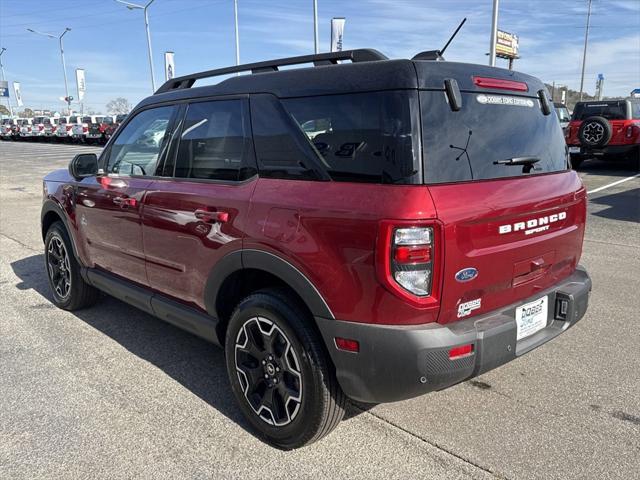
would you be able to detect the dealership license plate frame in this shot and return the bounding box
[515,296,548,341]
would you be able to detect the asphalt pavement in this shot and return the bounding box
[1,141,639,479]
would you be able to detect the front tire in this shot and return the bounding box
[44,221,100,311]
[225,289,346,449]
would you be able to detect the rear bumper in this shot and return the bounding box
[316,266,591,404]
[570,144,639,158]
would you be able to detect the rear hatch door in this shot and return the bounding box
[416,62,586,324]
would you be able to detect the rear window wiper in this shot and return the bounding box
[493,156,540,173]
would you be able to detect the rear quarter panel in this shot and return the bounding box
[244,178,439,324]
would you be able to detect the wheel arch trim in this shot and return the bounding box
[41,199,82,264]
[204,249,335,321]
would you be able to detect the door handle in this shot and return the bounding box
[194,209,229,223]
[113,196,137,207]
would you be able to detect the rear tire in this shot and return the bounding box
[44,221,100,311]
[225,289,346,449]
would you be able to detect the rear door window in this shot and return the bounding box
[282,91,421,184]
[572,102,627,120]
[631,101,640,119]
[174,99,254,181]
[421,91,567,183]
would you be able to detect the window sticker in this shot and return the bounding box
[476,94,534,107]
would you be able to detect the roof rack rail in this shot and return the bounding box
[155,48,388,94]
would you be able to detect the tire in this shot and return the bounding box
[44,221,100,311]
[225,289,346,449]
[570,154,584,170]
[578,116,612,148]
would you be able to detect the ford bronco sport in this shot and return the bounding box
[41,49,591,449]
[566,98,640,169]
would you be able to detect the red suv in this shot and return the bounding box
[566,98,640,169]
[41,49,591,449]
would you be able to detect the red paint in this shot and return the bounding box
[44,163,586,327]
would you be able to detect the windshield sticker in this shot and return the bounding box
[476,94,534,107]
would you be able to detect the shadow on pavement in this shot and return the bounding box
[577,157,638,178]
[589,187,640,223]
[10,253,366,443]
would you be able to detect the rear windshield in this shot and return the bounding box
[82,116,92,123]
[283,91,421,184]
[59,118,67,124]
[69,116,78,123]
[34,117,44,124]
[572,101,627,120]
[102,117,113,124]
[116,114,127,122]
[420,91,567,183]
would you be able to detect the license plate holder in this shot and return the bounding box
[568,146,581,154]
[516,296,548,341]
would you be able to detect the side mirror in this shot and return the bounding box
[69,153,99,179]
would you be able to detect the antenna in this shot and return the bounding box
[440,17,467,57]
[412,18,467,61]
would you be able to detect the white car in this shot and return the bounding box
[43,117,58,138]
[0,118,16,139]
[55,115,80,141]
[31,116,47,139]
[19,118,34,138]
[73,115,104,142]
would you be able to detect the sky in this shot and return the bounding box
[1,0,639,113]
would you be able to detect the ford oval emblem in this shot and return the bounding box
[455,268,478,283]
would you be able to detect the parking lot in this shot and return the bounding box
[1,141,638,479]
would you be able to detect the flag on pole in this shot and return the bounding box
[76,69,86,102]
[330,17,346,52]
[13,82,23,107]
[164,52,175,81]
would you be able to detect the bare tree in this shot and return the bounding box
[106,97,132,115]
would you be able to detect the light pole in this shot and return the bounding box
[116,0,157,92]
[579,0,593,101]
[27,27,72,113]
[313,0,319,54]
[234,0,240,67]
[0,48,14,117]
[489,0,499,66]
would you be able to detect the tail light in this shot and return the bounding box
[565,126,571,140]
[83,126,88,133]
[66,125,73,131]
[38,125,44,131]
[625,122,640,139]
[376,221,441,308]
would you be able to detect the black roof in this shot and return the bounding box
[137,48,547,111]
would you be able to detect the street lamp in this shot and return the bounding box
[115,0,157,92]
[0,47,14,117]
[27,27,72,113]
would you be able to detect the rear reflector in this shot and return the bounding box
[335,337,359,353]
[473,76,528,92]
[449,343,474,360]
